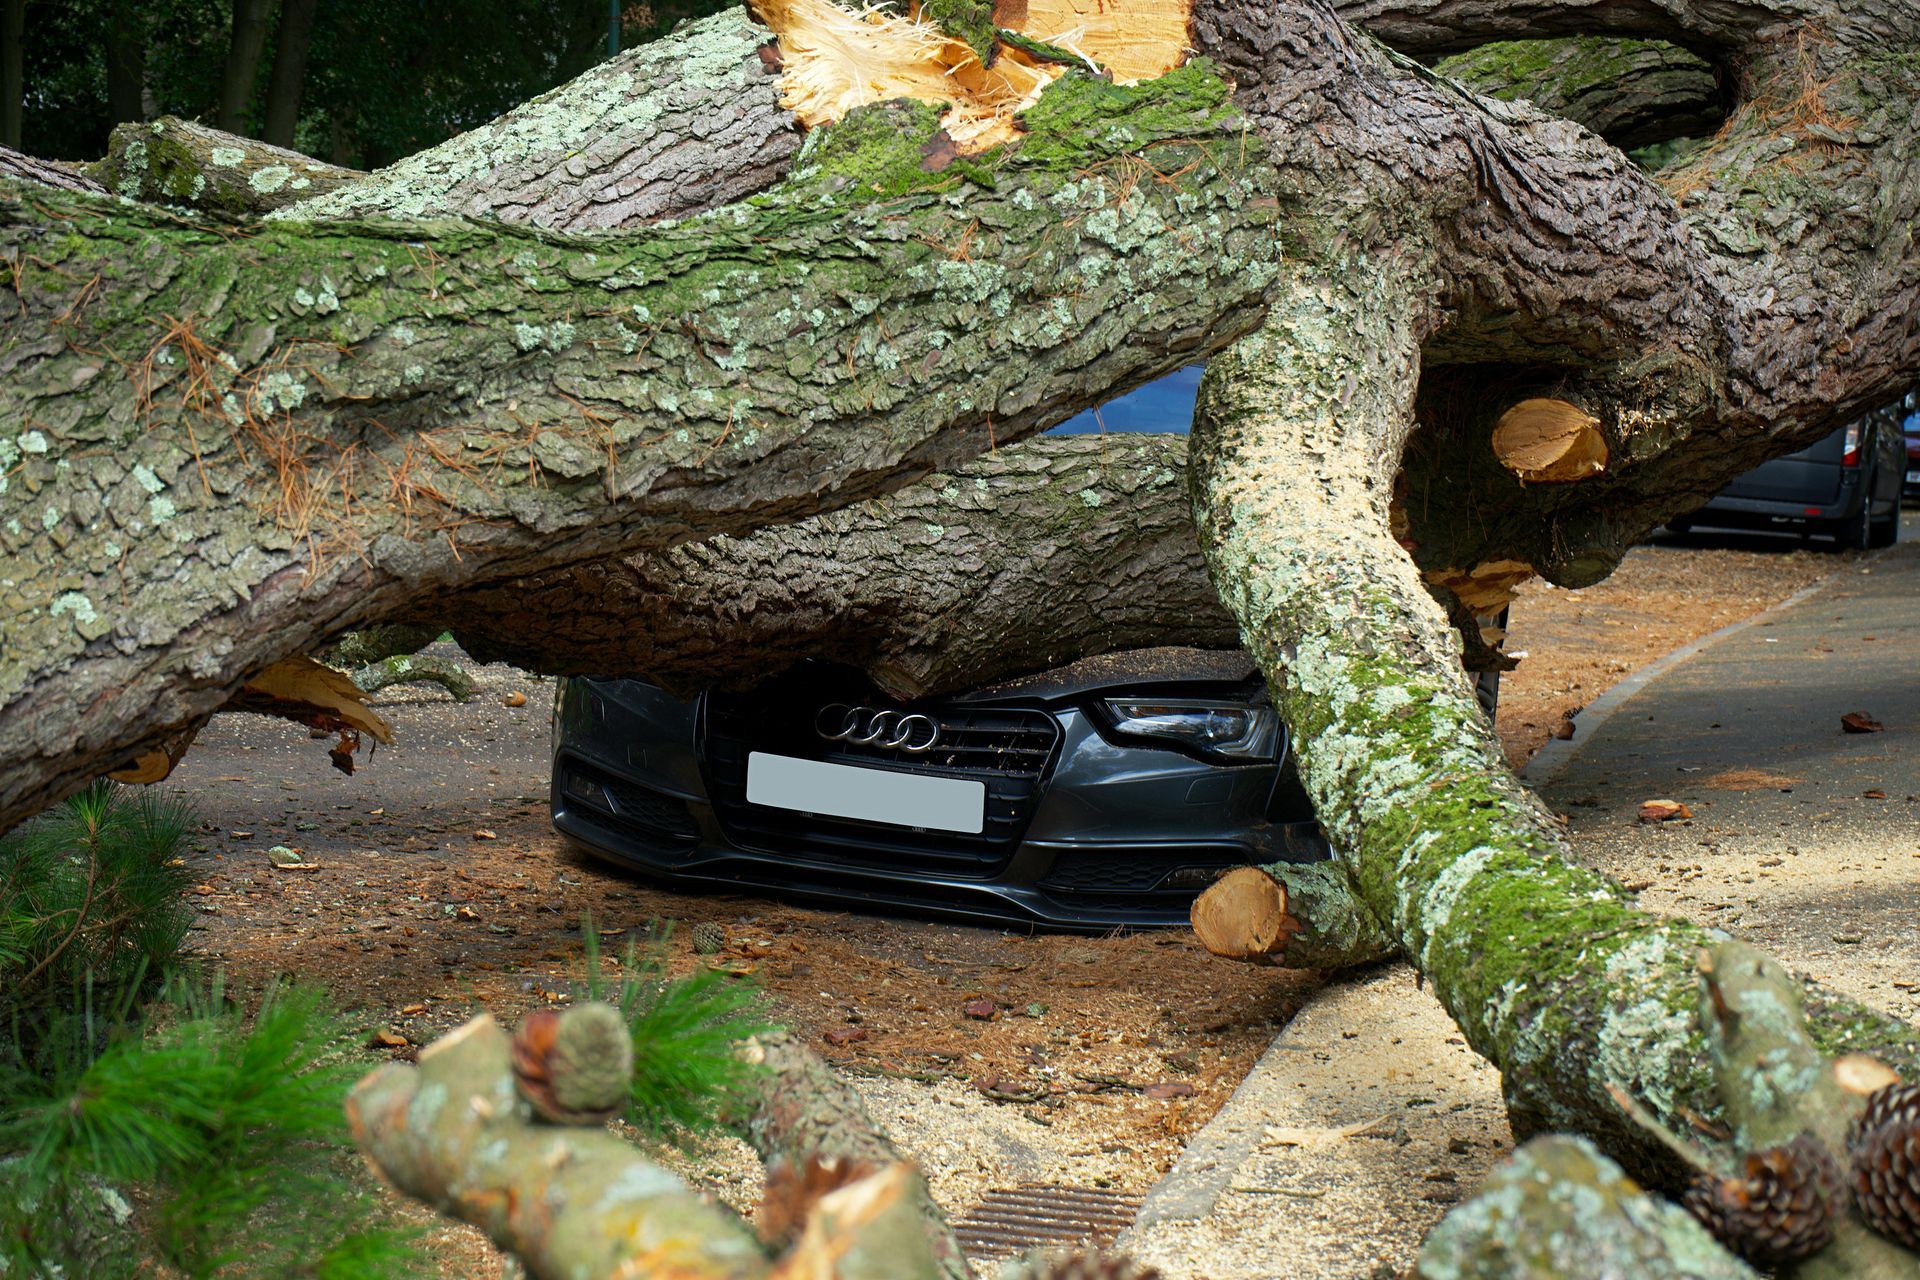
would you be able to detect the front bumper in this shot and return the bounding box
[551,678,1327,931]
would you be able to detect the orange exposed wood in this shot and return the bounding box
[1190,866,1299,963]
[1008,0,1190,82]
[757,0,1192,152]
[1491,397,1610,484]
[1428,558,1536,613]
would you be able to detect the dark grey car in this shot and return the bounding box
[550,650,1326,930]
[550,365,1339,930]
[1677,411,1903,548]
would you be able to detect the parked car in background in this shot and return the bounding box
[1900,392,1920,499]
[1672,409,1903,549]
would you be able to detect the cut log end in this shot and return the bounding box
[1492,397,1610,484]
[757,0,1192,152]
[1190,866,1301,962]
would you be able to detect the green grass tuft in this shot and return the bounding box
[580,921,775,1139]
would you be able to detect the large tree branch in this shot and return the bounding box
[441,435,1235,698]
[0,63,1276,830]
[1436,37,1723,149]
[1333,0,1820,55]
[1187,252,1919,1194]
[273,9,801,231]
[87,117,360,213]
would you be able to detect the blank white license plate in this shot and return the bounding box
[746,752,984,834]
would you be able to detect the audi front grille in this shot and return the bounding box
[701,693,1061,873]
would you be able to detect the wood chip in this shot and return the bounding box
[1841,711,1886,733]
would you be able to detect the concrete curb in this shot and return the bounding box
[1519,572,1839,790]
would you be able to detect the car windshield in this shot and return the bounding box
[1046,364,1202,435]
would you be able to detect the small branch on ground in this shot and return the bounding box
[348,654,476,702]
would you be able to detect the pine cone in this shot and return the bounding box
[510,1003,633,1125]
[691,921,726,956]
[1848,1082,1920,1249]
[1682,1133,1839,1266]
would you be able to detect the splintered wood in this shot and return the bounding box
[1491,397,1610,484]
[756,0,1192,150]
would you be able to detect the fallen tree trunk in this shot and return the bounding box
[0,50,1277,829]
[442,434,1236,698]
[1187,241,1920,1217]
[740,1031,970,1279]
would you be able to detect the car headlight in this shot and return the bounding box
[1101,699,1281,763]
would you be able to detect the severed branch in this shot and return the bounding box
[1189,863,1397,971]
[739,1030,971,1280]
[0,145,105,195]
[349,1008,947,1280]
[347,654,477,702]
[1415,1135,1762,1278]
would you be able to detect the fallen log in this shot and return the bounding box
[442,435,1237,699]
[348,1007,946,1280]
[740,1030,970,1280]
[1188,863,1397,970]
[1416,1134,1760,1279]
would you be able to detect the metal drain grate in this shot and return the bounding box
[953,1184,1145,1262]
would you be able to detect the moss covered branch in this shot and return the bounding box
[86,117,360,214]
[1188,252,1920,1193]
[0,58,1278,831]
[1436,37,1722,149]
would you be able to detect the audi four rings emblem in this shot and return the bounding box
[815,704,941,753]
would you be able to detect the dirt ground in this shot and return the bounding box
[164,528,1857,1275]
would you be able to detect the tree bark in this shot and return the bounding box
[259,0,316,149]
[216,0,278,135]
[1186,241,1919,1195]
[348,1012,947,1280]
[85,116,359,211]
[740,1031,971,1280]
[347,653,475,701]
[1188,862,1398,970]
[272,9,804,232]
[1416,1135,1761,1279]
[441,435,1237,699]
[0,145,104,195]
[3,1,1920,1252]
[0,54,1276,831]
[1436,36,1724,150]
